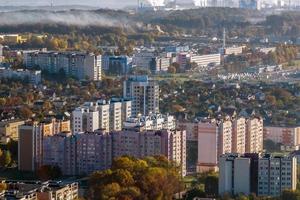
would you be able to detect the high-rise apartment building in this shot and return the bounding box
[31,128,186,176]
[123,76,159,116]
[43,132,76,175]
[219,153,297,197]
[258,155,297,196]
[219,154,255,196]
[232,117,246,154]
[72,98,132,133]
[18,123,44,172]
[197,118,232,173]
[76,130,112,175]
[18,118,71,172]
[197,116,263,173]
[24,51,102,81]
[246,117,263,153]
[112,128,187,176]
[72,107,99,133]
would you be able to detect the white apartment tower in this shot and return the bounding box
[123,76,159,117]
[232,117,246,154]
[72,107,99,133]
[72,99,132,133]
[246,117,263,153]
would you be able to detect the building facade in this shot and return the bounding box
[258,155,297,196]
[123,76,159,116]
[264,126,300,148]
[23,51,102,81]
[0,119,25,143]
[18,118,71,172]
[197,116,263,173]
[219,153,297,197]
[0,68,42,85]
[72,98,132,133]
[35,128,186,176]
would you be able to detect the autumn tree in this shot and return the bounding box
[88,156,183,200]
[0,151,11,168]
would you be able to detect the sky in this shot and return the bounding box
[0,0,282,8]
[1,0,139,8]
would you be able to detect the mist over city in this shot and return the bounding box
[1,0,300,200]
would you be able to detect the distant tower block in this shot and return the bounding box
[223,28,226,49]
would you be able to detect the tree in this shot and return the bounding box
[37,165,62,181]
[88,156,183,200]
[205,174,218,197]
[0,151,11,168]
[19,106,33,119]
[168,66,176,74]
[281,190,300,200]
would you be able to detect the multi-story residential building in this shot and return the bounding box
[264,126,300,148]
[133,51,156,69]
[72,107,99,133]
[246,117,263,153]
[0,181,78,200]
[18,123,44,172]
[72,98,132,133]
[177,122,199,141]
[150,57,170,74]
[177,53,190,71]
[197,118,232,173]
[232,117,246,154]
[219,153,297,197]
[219,46,245,55]
[76,130,112,175]
[0,44,3,63]
[33,128,186,176]
[190,53,221,68]
[258,155,297,196]
[18,118,71,172]
[102,55,131,75]
[123,114,176,131]
[0,119,25,143]
[23,51,102,81]
[112,128,187,176]
[219,153,256,196]
[43,132,76,176]
[123,75,159,116]
[0,68,42,85]
[197,116,263,173]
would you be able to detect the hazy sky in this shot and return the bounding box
[1,0,139,8]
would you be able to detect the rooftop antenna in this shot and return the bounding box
[223,28,226,49]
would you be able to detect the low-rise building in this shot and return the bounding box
[190,54,221,68]
[0,181,78,200]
